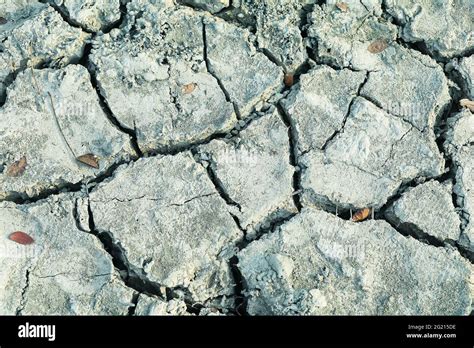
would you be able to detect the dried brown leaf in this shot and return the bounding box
[77,154,100,169]
[336,2,349,12]
[6,156,27,177]
[8,231,35,245]
[182,83,197,94]
[284,73,294,87]
[352,208,371,222]
[368,39,388,54]
[460,99,474,112]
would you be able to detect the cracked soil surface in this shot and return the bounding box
[1,0,473,315]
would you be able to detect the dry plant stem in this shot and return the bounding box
[30,68,77,159]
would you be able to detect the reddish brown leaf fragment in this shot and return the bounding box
[6,156,27,177]
[182,83,197,94]
[77,154,100,169]
[352,208,371,222]
[284,73,294,87]
[368,39,388,54]
[336,2,349,12]
[8,231,35,245]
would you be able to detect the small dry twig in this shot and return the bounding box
[368,39,389,54]
[31,69,100,168]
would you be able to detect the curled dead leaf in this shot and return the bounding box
[8,231,35,245]
[368,39,388,54]
[352,208,371,222]
[77,154,100,169]
[6,156,27,177]
[336,2,349,12]
[284,73,294,87]
[460,99,474,112]
[182,83,197,94]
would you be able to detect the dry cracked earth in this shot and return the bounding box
[0,0,473,316]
